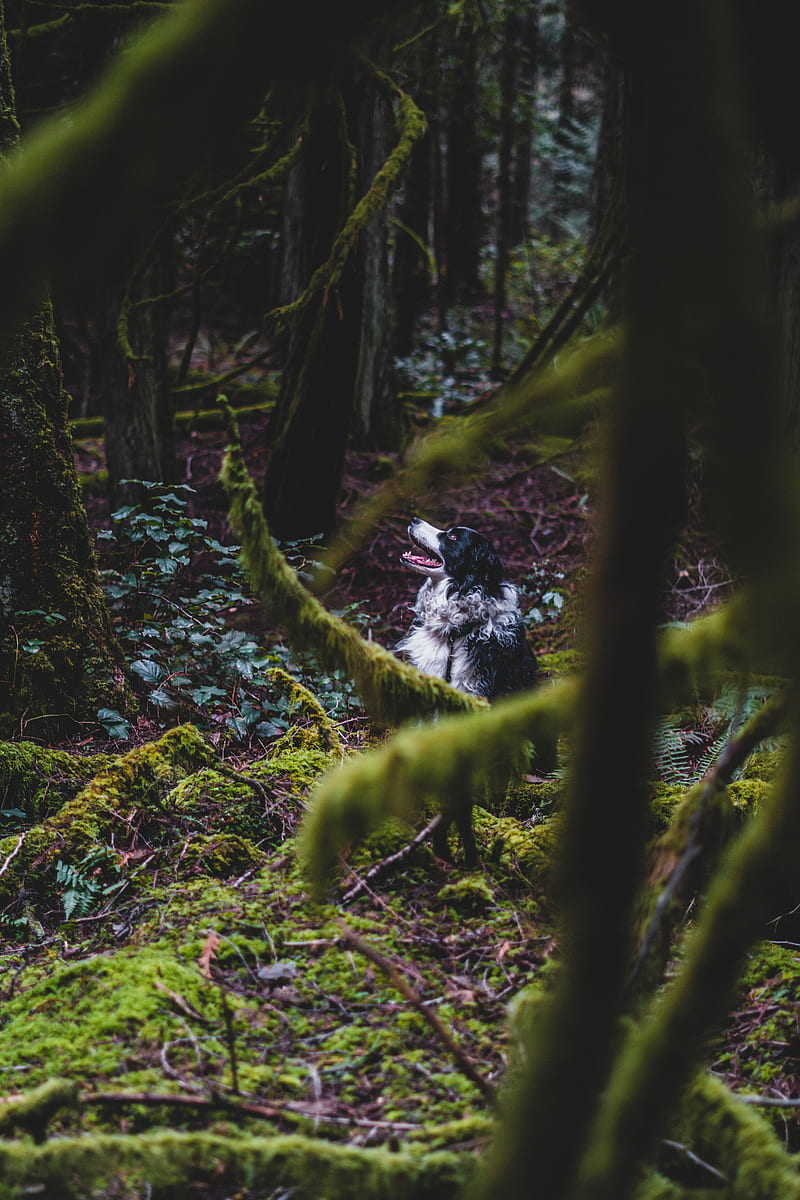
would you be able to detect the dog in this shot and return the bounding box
[397,518,541,865]
[397,518,539,699]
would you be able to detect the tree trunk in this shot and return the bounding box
[351,90,402,451]
[509,0,540,249]
[95,245,176,510]
[770,159,800,430]
[491,4,522,378]
[262,98,361,540]
[540,4,579,242]
[0,2,127,731]
[441,21,483,309]
[392,33,437,357]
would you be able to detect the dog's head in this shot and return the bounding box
[401,518,505,595]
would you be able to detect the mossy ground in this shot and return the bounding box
[0,693,794,1196]
[0,711,556,1196]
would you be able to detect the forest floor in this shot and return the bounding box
[1,401,798,1198]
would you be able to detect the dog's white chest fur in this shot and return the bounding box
[397,578,520,696]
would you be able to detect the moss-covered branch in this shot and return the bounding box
[673,1073,800,1199]
[300,600,775,894]
[261,84,427,336]
[322,330,619,575]
[220,402,483,726]
[301,678,576,888]
[0,1128,471,1199]
[0,0,411,333]
[0,1079,79,1143]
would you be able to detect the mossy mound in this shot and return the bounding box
[0,741,115,823]
[0,716,345,927]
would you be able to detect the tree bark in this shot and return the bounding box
[95,244,176,509]
[509,0,540,249]
[351,90,402,451]
[491,4,522,378]
[440,21,483,308]
[262,98,361,540]
[392,33,436,357]
[0,1,127,731]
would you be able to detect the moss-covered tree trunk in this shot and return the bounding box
[0,3,127,731]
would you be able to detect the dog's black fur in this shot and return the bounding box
[397,518,542,864]
[397,518,539,700]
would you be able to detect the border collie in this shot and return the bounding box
[397,518,539,699]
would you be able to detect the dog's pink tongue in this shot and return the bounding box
[404,551,439,568]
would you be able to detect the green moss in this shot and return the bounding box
[476,808,562,906]
[0,947,222,1089]
[711,941,800,1106]
[728,779,772,812]
[179,832,262,876]
[0,725,212,906]
[501,777,564,821]
[438,874,495,915]
[0,741,114,821]
[0,1129,473,1200]
[646,782,685,833]
[539,649,583,675]
[266,666,342,752]
[739,745,785,782]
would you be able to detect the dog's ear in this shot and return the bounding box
[459,537,505,595]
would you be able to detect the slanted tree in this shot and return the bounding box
[0,1,127,730]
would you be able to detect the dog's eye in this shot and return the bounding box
[446,531,457,540]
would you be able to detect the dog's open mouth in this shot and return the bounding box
[402,549,442,568]
[402,532,442,570]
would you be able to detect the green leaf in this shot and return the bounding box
[97,708,131,738]
[131,658,165,685]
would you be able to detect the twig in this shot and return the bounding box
[0,833,26,879]
[341,814,442,903]
[338,922,496,1106]
[219,988,240,1095]
[79,1089,421,1131]
[735,1092,800,1108]
[660,1138,727,1183]
[212,760,271,809]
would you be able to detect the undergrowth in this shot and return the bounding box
[96,481,365,742]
